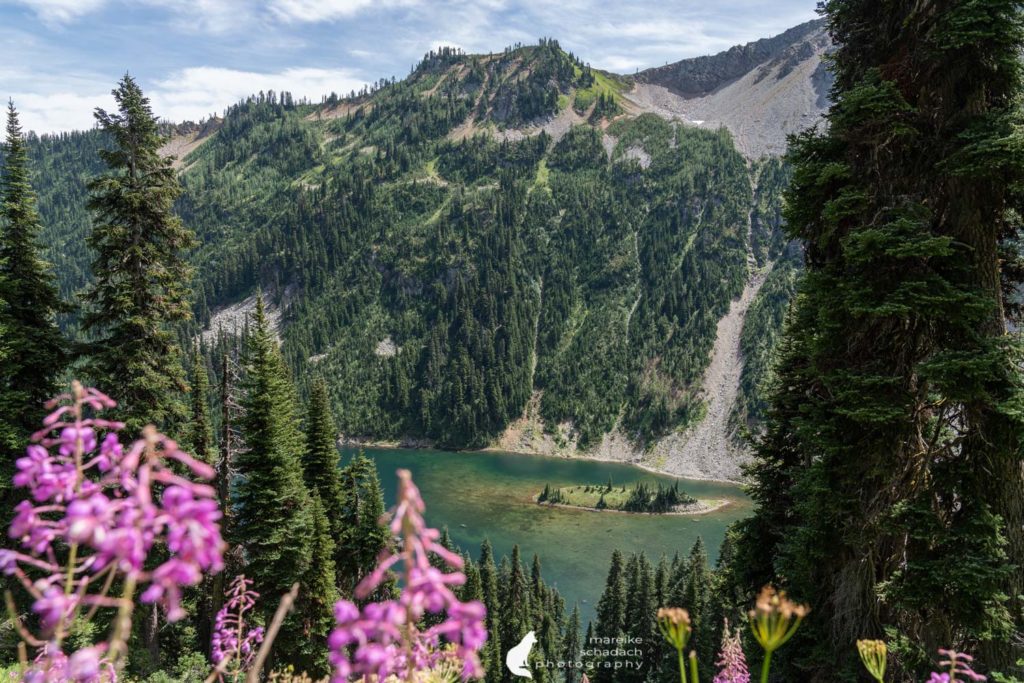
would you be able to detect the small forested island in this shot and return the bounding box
[536,479,726,515]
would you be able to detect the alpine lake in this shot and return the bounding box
[342,447,750,624]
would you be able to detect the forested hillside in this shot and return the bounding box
[18,39,797,462]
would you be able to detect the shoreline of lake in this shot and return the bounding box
[343,445,749,624]
[341,436,745,485]
[535,498,731,516]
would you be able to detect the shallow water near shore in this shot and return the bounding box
[344,447,750,623]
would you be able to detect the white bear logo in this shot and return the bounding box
[505,630,536,678]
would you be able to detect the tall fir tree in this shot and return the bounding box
[478,539,503,683]
[303,376,346,538]
[462,557,484,604]
[0,102,65,483]
[592,549,625,683]
[186,345,216,652]
[679,539,714,679]
[210,341,242,642]
[82,76,195,434]
[563,603,583,683]
[234,295,313,665]
[294,494,341,679]
[621,553,654,683]
[187,346,214,464]
[500,545,532,683]
[337,451,390,595]
[652,555,671,682]
[737,1,1024,676]
[530,553,545,614]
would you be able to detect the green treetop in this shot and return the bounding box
[303,376,346,533]
[233,295,313,661]
[187,346,214,464]
[478,539,502,683]
[82,75,195,433]
[0,102,66,463]
[562,603,582,683]
[338,451,390,595]
[294,493,341,679]
[592,548,625,683]
[737,0,1024,675]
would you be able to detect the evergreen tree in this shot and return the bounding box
[338,451,390,594]
[303,376,346,539]
[592,549,625,683]
[210,342,241,640]
[652,556,671,681]
[295,494,341,679]
[187,346,214,463]
[621,553,654,683]
[186,348,215,653]
[563,603,582,683]
[738,1,1024,675]
[82,76,195,433]
[500,545,532,683]
[679,539,714,678]
[462,557,484,604]
[479,539,503,683]
[582,621,594,675]
[234,295,313,664]
[531,553,545,609]
[0,102,65,480]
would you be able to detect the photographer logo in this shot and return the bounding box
[505,631,536,678]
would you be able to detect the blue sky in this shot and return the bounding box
[0,0,818,134]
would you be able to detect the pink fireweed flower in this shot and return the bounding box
[933,649,985,682]
[713,620,750,683]
[5,382,226,679]
[32,585,76,631]
[211,575,265,680]
[328,468,487,682]
[21,642,115,683]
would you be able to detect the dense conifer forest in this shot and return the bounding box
[3,3,1024,680]
[9,41,792,452]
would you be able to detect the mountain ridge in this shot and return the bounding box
[636,19,828,96]
[19,24,820,480]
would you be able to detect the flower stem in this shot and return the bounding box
[677,647,686,683]
[760,650,772,683]
[688,651,699,683]
[107,574,137,667]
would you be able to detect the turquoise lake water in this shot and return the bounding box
[344,447,750,624]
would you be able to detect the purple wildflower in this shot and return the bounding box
[211,575,265,681]
[713,621,750,683]
[5,382,227,680]
[32,586,74,631]
[933,649,986,682]
[328,468,487,682]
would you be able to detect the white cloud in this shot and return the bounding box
[5,0,260,33]
[7,0,107,24]
[149,66,368,122]
[10,66,369,134]
[3,0,822,133]
[8,90,114,134]
[269,0,422,23]
[598,55,647,74]
[153,0,255,34]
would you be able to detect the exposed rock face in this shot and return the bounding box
[158,118,222,170]
[636,19,828,97]
[624,19,832,158]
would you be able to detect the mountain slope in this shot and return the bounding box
[626,19,831,157]
[18,32,819,479]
